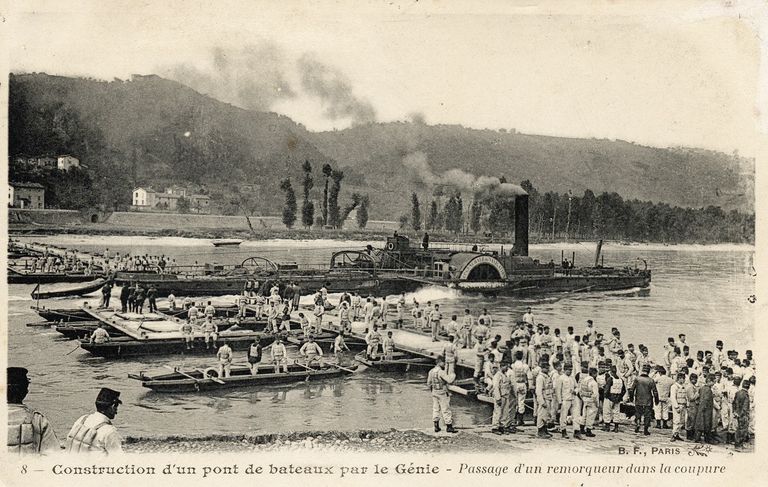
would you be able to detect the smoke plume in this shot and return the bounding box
[403,151,526,197]
[164,42,296,111]
[297,53,377,125]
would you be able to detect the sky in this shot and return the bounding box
[5,0,768,157]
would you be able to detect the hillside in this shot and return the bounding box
[8,73,754,219]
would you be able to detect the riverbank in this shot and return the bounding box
[124,426,751,454]
[8,223,754,248]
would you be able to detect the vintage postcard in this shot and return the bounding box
[1,1,764,486]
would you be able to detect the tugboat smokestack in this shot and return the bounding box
[513,194,529,257]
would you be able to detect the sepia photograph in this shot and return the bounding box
[2,0,764,485]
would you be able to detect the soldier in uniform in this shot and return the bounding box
[654,366,674,429]
[66,388,123,455]
[685,373,700,440]
[366,324,382,360]
[7,367,60,454]
[427,357,457,433]
[733,379,751,449]
[632,364,658,436]
[216,342,233,377]
[535,360,555,438]
[669,372,688,441]
[442,335,458,376]
[555,363,582,439]
[603,365,625,432]
[271,337,289,373]
[491,361,515,434]
[578,366,599,437]
[300,335,324,368]
[511,350,533,426]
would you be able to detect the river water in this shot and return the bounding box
[7,235,755,439]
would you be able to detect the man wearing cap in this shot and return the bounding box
[66,388,123,455]
[578,367,599,437]
[712,340,725,370]
[733,379,751,448]
[653,367,674,429]
[365,324,382,360]
[684,373,700,440]
[694,374,716,444]
[7,367,60,454]
[89,324,110,344]
[511,350,533,426]
[632,364,658,436]
[300,335,324,368]
[216,342,233,378]
[491,361,515,434]
[555,362,582,439]
[669,372,688,441]
[535,360,555,438]
[247,337,262,375]
[271,337,288,373]
[427,357,457,433]
[603,365,625,432]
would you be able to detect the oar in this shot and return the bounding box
[193,368,226,384]
[292,360,315,381]
[162,364,225,384]
[65,343,81,355]
[323,360,357,374]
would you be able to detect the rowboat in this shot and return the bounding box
[128,361,357,393]
[211,239,243,247]
[31,278,107,299]
[446,378,495,405]
[79,333,275,358]
[31,304,248,323]
[354,350,434,371]
[54,322,126,340]
[76,305,274,357]
[7,268,102,284]
[53,317,266,340]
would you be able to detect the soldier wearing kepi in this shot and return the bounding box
[427,357,457,433]
[632,364,658,436]
[555,362,582,439]
[491,361,515,434]
[535,360,555,438]
[579,367,599,437]
[511,350,533,426]
[7,367,60,454]
[669,372,688,441]
[66,387,123,455]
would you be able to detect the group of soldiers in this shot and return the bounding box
[428,308,755,449]
[8,367,124,455]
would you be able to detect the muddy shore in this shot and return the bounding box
[124,425,752,455]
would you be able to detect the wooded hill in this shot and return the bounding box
[9,73,754,224]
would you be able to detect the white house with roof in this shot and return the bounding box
[57,155,81,171]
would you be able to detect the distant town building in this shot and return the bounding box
[57,155,80,171]
[131,187,211,214]
[13,155,57,169]
[10,182,45,209]
[13,154,81,171]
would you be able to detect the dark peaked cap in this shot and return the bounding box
[7,367,29,385]
[96,387,122,405]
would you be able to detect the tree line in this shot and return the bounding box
[406,180,754,244]
[279,161,370,229]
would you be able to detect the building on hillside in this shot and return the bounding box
[10,182,45,209]
[131,187,211,213]
[13,155,57,169]
[57,155,81,171]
